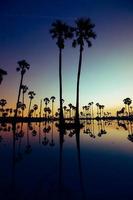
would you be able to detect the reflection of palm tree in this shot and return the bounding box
[28,91,36,117]
[75,127,86,199]
[50,96,56,118]
[49,122,55,147]
[15,60,30,118]
[123,98,132,116]
[0,68,7,84]
[50,20,73,125]
[25,124,32,154]
[72,18,96,124]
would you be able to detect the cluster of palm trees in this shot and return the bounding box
[50,17,96,125]
[117,97,133,117]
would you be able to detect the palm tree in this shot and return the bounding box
[44,98,50,118]
[28,91,36,117]
[72,18,96,124]
[14,60,30,118]
[50,96,56,118]
[96,103,99,117]
[50,20,73,124]
[0,68,7,84]
[68,103,73,118]
[21,85,28,117]
[123,98,132,116]
[33,104,38,117]
[0,99,7,116]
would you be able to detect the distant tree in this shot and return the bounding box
[72,18,96,124]
[50,20,73,124]
[123,98,132,116]
[15,60,30,118]
[0,99,7,116]
[21,85,28,117]
[33,104,38,117]
[50,96,56,118]
[28,91,36,117]
[68,103,73,118]
[96,103,99,117]
[0,68,7,85]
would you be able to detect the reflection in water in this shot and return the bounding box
[0,120,133,199]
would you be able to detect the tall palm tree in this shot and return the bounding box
[123,98,132,116]
[21,85,28,117]
[14,60,30,118]
[50,96,56,118]
[28,91,36,117]
[50,20,73,124]
[72,18,96,125]
[0,68,7,84]
[44,97,50,118]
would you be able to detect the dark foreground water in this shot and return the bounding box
[0,120,133,200]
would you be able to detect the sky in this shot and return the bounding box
[0,0,133,114]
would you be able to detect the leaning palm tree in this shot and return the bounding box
[28,91,36,117]
[50,96,56,118]
[0,68,7,84]
[14,60,30,118]
[72,18,96,125]
[50,20,73,124]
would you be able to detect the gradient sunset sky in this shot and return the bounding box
[0,0,133,114]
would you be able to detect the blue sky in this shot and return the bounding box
[0,0,133,114]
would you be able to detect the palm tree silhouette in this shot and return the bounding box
[21,85,28,117]
[123,98,132,116]
[50,20,73,125]
[33,104,38,117]
[28,91,36,117]
[0,68,7,84]
[50,96,56,118]
[0,99,7,116]
[44,97,50,118]
[68,103,73,118]
[72,18,96,125]
[14,60,30,118]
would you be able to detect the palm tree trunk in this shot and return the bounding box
[22,92,24,118]
[59,48,64,124]
[14,73,24,118]
[52,101,54,118]
[75,46,83,125]
[39,99,42,118]
[28,99,32,117]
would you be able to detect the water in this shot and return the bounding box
[0,120,133,200]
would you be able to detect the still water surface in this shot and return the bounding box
[0,120,133,200]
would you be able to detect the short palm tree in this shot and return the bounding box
[33,104,38,117]
[21,85,28,117]
[15,60,30,118]
[50,96,56,118]
[72,18,96,124]
[28,91,36,117]
[50,20,73,124]
[0,99,7,116]
[123,98,132,116]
